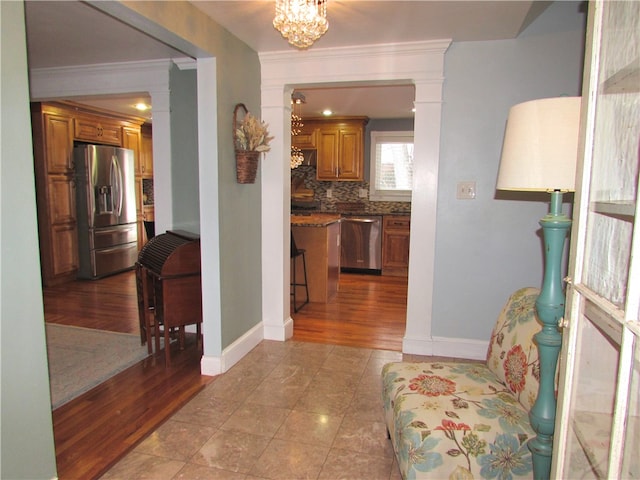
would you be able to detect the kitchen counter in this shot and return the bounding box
[291,213,341,227]
[292,210,410,217]
[291,214,341,305]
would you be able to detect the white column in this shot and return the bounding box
[196,58,224,375]
[149,90,172,234]
[261,85,294,341]
[403,80,444,354]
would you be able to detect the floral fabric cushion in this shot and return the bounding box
[382,361,535,479]
[485,287,541,412]
[381,288,543,479]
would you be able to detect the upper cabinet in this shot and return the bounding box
[43,113,74,174]
[74,115,123,146]
[294,117,368,181]
[291,122,317,150]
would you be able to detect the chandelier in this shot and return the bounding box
[291,92,306,168]
[273,0,329,49]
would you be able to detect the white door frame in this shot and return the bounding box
[258,40,450,354]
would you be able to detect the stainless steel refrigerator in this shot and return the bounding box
[74,144,138,279]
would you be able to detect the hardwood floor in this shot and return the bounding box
[292,272,408,351]
[43,271,140,333]
[43,269,407,479]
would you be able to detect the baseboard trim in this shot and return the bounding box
[263,316,294,341]
[200,322,264,376]
[202,326,488,375]
[403,335,487,361]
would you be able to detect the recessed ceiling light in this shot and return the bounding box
[322,109,333,116]
[134,103,150,112]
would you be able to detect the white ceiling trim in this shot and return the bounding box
[259,40,452,89]
[29,58,193,100]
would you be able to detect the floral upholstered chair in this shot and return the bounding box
[381,287,543,479]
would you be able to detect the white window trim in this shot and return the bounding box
[369,130,414,202]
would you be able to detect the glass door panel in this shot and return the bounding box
[564,304,621,478]
[553,0,640,478]
[583,213,633,307]
[582,0,640,309]
[621,328,639,478]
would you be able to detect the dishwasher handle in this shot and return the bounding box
[343,218,379,223]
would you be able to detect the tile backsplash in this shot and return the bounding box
[291,165,410,213]
[142,178,154,205]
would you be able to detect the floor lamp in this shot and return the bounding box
[496,96,581,479]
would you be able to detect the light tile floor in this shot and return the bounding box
[101,340,436,480]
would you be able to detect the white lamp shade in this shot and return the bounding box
[497,96,581,192]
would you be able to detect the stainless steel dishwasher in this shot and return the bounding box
[340,215,383,274]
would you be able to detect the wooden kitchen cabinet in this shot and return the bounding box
[74,115,122,145]
[50,223,80,279]
[122,126,141,172]
[315,118,367,181]
[291,122,317,150]
[31,101,145,285]
[140,124,153,177]
[382,215,410,276]
[135,177,145,247]
[294,117,368,181]
[124,125,145,250]
[31,103,79,285]
[44,113,75,174]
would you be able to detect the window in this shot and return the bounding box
[369,131,414,202]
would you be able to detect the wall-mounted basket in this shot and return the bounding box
[234,103,259,184]
[235,150,260,184]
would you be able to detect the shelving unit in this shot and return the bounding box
[591,200,635,220]
[552,1,640,478]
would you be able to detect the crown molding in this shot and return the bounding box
[259,39,451,90]
[29,58,193,100]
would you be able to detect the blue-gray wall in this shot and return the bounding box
[432,1,587,340]
[1,2,263,476]
[1,1,58,478]
[119,1,263,350]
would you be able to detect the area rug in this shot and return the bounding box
[45,324,150,409]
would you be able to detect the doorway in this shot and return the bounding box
[288,84,414,349]
[260,41,449,352]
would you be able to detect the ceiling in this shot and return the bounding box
[24,1,551,121]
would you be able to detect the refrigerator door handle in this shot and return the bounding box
[111,154,124,216]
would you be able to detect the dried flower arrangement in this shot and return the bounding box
[235,112,274,153]
[233,103,275,183]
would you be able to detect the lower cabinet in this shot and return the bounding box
[291,221,341,303]
[50,223,80,280]
[382,215,410,276]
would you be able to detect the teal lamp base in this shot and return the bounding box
[528,190,571,479]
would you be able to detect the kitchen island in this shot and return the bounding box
[291,213,341,304]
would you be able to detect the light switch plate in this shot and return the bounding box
[358,188,367,198]
[456,181,476,200]
[326,188,333,198]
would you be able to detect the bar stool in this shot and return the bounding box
[290,232,309,313]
